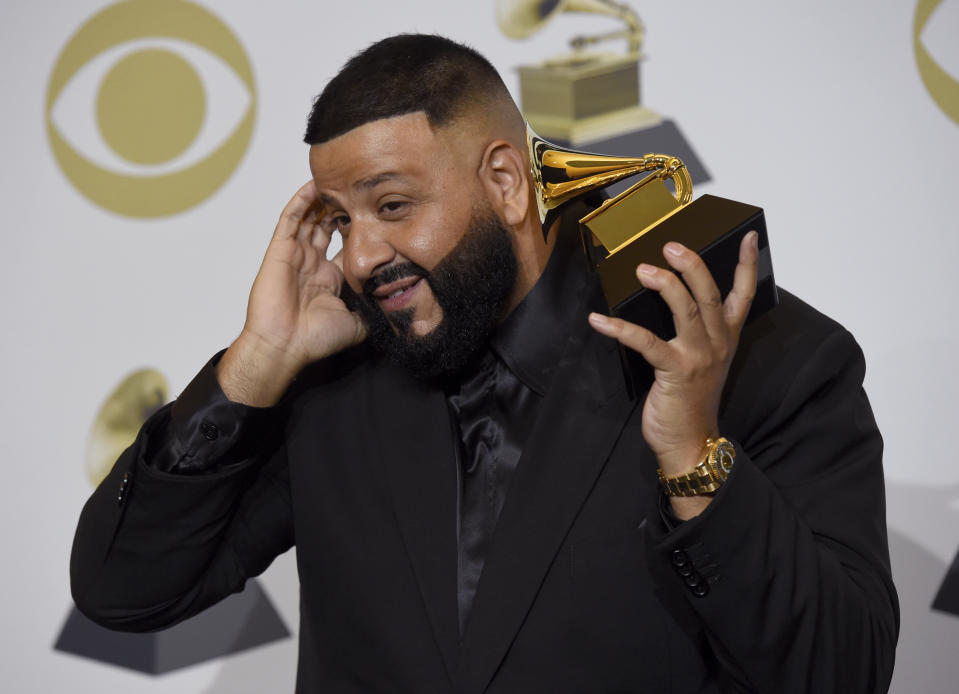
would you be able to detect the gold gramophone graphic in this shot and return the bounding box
[84,368,168,486]
[526,124,778,396]
[55,369,290,674]
[497,0,656,145]
[497,0,710,190]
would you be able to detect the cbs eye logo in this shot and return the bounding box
[915,0,959,128]
[46,0,256,218]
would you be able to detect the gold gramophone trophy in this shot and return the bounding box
[497,0,656,145]
[526,125,777,397]
[499,2,774,394]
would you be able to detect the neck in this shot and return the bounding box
[503,215,560,317]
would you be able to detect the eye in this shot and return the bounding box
[46,1,255,218]
[325,213,351,233]
[379,200,410,218]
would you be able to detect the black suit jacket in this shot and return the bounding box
[71,284,898,693]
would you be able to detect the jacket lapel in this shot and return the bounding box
[453,291,641,694]
[370,365,461,686]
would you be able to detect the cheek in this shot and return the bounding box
[407,228,450,265]
[406,165,478,267]
[340,251,363,293]
[406,204,473,268]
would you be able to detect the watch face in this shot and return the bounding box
[715,442,735,475]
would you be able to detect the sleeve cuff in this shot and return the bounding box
[149,351,278,474]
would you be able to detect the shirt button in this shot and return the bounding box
[684,572,702,588]
[200,421,219,441]
[691,581,710,597]
[670,550,689,567]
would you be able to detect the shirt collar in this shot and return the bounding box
[489,209,591,396]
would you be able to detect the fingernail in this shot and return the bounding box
[748,231,758,250]
[664,242,684,257]
[638,264,657,276]
[588,312,608,326]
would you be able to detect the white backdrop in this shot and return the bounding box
[1,1,957,691]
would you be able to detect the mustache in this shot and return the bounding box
[362,261,429,298]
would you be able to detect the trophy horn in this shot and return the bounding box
[496,0,643,54]
[527,126,693,252]
[85,368,168,486]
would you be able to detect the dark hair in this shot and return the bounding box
[304,34,510,145]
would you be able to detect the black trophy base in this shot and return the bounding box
[591,194,778,398]
[53,578,290,674]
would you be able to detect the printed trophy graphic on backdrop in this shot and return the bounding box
[496,0,709,185]
[933,537,959,618]
[502,0,776,394]
[54,370,290,674]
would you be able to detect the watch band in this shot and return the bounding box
[657,437,736,497]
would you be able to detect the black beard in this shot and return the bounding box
[343,205,518,381]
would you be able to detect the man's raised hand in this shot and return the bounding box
[588,232,759,518]
[217,181,367,407]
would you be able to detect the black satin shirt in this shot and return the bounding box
[445,227,588,633]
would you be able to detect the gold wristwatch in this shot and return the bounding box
[657,437,736,497]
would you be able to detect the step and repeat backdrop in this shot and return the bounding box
[1,0,957,691]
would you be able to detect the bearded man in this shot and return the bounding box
[71,34,898,693]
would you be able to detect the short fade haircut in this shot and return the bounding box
[304,34,511,145]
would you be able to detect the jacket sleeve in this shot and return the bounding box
[644,322,899,693]
[70,355,294,632]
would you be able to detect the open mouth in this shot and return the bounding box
[372,276,424,311]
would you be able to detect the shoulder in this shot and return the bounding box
[735,288,852,365]
[730,287,863,383]
[721,287,866,434]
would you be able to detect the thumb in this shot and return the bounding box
[348,310,368,346]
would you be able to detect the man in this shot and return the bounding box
[71,34,898,693]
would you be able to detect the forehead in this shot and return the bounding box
[308,112,463,194]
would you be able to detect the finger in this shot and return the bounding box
[307,224,335,258]
[297,203,330,244]
[350,310,368,346]
[274,180,319,241]
[296,216,318,243]
[635,262,709,343]
[662,242,725,339]
[311,222,336,254]
[587,312,675,370]
[724,231,759,335]
[329,249,344,271]
[301,201,326,225]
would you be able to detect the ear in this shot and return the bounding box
[478,140,530,227]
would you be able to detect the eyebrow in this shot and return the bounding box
[318,172,411,208]
[354,172,407,191]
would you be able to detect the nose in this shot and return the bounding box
[343,219,396,286]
